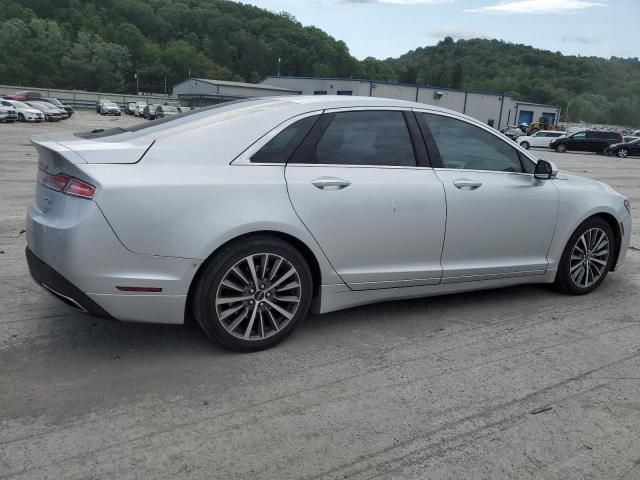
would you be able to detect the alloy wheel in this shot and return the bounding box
[215,253,302,340]
[569,227,610,288]
[617,148,628,158]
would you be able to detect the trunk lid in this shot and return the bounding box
[31,130,154,164]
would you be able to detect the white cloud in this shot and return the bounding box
[429,28,491,39]
[466,0,607,14]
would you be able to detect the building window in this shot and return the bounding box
[313,91,327,95]
[337,90,352,96]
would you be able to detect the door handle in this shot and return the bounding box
[453,179,483,191]
[311,177,351,191]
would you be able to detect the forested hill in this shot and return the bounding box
[384,38,640,126]
[1,0,639,125]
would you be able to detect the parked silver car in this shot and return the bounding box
[26,96,631,351]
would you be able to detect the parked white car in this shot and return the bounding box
[0,104,18,122]
[134,103,147,117]
[517,130,566,149]
[1,99,44,122]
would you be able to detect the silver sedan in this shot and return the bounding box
[26,96,632,351]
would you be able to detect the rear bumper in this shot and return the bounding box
[26,198,198,324]
[26,247,113,319]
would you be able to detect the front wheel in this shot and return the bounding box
[617,148,628,158]
[18,113,25,122]
[520,141,530,149]
[555,218,615,295]
[192,236,313,351]
[556,143,567,153]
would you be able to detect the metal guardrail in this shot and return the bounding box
[0,84,172,109]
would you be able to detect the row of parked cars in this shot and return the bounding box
[512,128,638,158]
[96,99,191,120]
[0,91,74,123]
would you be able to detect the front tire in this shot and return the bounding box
[555,217,615,295]
[193,236,313,351]
[556,143,567,153]
[520,141,530,149]
[617,148,628,158]
[18,113,25,122]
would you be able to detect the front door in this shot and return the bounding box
[417,111,559,281]
[285,109,447,290]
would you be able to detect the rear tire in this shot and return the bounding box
[556,143,567,153]
[192,236,313,351]
[554,217,615,295]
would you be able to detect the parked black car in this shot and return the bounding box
[605,137,640,158]
[143,104,160,120]
[39,97,74,117]
[550,130,624,154]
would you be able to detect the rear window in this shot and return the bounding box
[74,98,281,139]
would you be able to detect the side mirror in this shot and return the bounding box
[534,159,558,180]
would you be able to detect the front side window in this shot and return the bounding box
[572,132,586,139]
[250,115,319,164]
[313,111,416,167]
[421,114,524,173]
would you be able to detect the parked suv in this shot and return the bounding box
[550,130,624,154]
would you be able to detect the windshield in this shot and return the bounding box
[11,101,29,108]
[46,98,62,105]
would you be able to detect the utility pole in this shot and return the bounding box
[277,57,281,77]
[164,75,167,95]
[135,71,139,94]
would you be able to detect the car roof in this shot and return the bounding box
[270,94,454,112]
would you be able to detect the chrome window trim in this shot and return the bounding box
[234,106,422,168]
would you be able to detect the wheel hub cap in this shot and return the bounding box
[569,227,610,288]
[215,253,302,341]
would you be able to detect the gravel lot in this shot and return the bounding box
[1,111,639,480]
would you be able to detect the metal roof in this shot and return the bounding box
[173,78,300,93]
[259,75,511,98]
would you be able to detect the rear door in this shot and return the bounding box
[569,131,588,151]
[285,109,446,290]
[531,132,547,147]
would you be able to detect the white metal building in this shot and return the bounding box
[260,76,560,130]
[172,78,300,107]
[170,76,560,130]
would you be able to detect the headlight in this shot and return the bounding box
[624,199,631,214]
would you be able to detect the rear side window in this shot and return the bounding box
[312,111,416,167]
[251,115,319,164]
[421,113,524,173]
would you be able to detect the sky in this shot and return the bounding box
[242,0,638,60]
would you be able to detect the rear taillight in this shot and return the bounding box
[37,169,96,199]
[64,178,96,199]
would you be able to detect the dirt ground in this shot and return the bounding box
[1,111,639,480]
